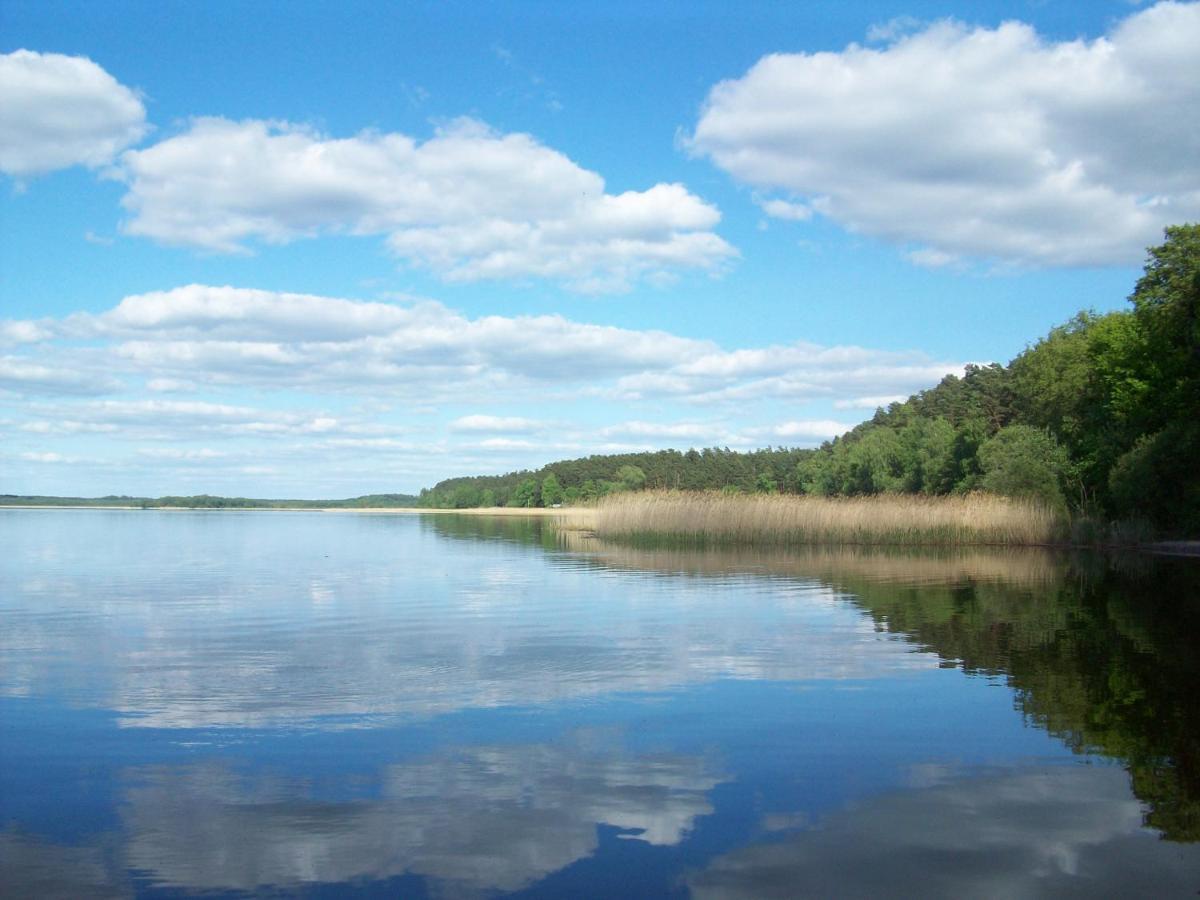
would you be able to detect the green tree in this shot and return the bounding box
[1109,420,1200,534]
[1010,313,1095,443]
[908,364,1014,430]
[614,464,646,492]
[1106,225,1200,532]
[949,418,989,493]
[510,478,539,508]
[1010,309,1152,508]
[541,473,564,507]
[794,452,828,495]
[1129,224,1200,426]
[845,427,906,494]
[897,417,957,494]
[978,425,1074,512]
[753,472,778,493]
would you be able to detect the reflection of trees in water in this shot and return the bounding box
[423,512,560,550]
[524,525,1200,843]
[838,557,1200,841]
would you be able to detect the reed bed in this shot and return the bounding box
[584,490,1066,548]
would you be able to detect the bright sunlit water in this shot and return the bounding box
[2,509,1198,897]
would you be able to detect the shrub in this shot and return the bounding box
[978,425,1074,514]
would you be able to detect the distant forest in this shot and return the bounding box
[421,225,1199,534]
[0,493,419,509]
[416,446,808,510]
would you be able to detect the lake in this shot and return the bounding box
[2,509,1199,897]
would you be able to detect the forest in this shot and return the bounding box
[415,446,808,510]
[421,225,1199,535]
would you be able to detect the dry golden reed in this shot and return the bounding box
[583,490,1066,547]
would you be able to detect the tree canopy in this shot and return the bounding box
[794,225,1199,534]
[417,447,807,509]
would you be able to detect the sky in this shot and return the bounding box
[2,0,1197,498]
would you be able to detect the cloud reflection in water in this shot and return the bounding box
[120,736,721,894]
[3,514,933,730]
[689,765,1199,899]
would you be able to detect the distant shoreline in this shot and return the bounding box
[0,504,589,517]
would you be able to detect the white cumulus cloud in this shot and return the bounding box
[450,415,546,434]
[0,356,122,395]
[689,2,1200,267]
[2,284,968,420]
[762,420,855,440]
[834,395,908,410]
[0,50,147,177]
[0,285,971,494]
[115,117,735,292]
[6,284,962,405]
[757,197,811,222]
[601,421,724,441]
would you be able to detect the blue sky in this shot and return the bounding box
[2,0,1197,497]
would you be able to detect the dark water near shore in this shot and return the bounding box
[2,509,1199,898]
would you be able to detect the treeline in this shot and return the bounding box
[417,447,808,509]
[146,493,421,509]
[797,225,1199,534]
[0,494,148,507]
[149,494,312,509]
[418,226,1197,535]
[0,493,419,509]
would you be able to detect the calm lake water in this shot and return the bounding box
[2,509,1199,898]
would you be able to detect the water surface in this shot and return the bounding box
[2,509,1198,897]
